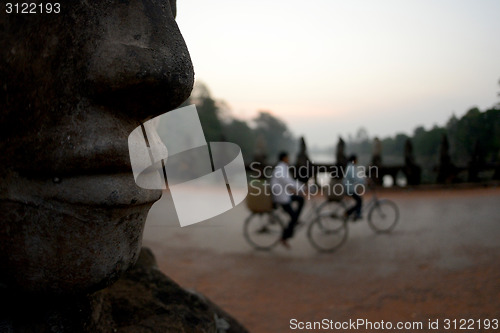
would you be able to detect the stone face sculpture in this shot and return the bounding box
[0,1,194,294]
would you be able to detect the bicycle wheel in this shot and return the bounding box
[368,199,399,233]
[316,200,347,231]
[307,215,348,253]
[244,212,284,250]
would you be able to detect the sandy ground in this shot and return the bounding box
[143,186,500,332]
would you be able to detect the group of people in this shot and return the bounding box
[270,152,365,248]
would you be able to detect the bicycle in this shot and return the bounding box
[321,185,399,233]
[244,192,349,253]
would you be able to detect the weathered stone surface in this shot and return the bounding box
[101,248,248,333]
[0,0,194,294]
[0,248,249,333]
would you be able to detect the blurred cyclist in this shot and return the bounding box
[343,154,366,220]
[271,151,306,248]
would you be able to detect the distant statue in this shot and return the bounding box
[436,134,456,183]
[371,137,382,184]
[371,137,382,165]
[468,140,484,182]
[404,139,421,185]
[335,136,347,178]
[294,137,314,184]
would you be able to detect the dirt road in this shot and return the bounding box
[143,187,500,332]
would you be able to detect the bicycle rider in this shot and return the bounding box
[343,154,366,221]
[271,151,307,248]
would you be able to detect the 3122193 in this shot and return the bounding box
[443,319,499,330]
[5,3,60,14]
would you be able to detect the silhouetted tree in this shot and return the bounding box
[253,111,295,162]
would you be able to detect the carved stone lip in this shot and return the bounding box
[3,104,164,208]
[4,172,162,209]
[11,106,140,177]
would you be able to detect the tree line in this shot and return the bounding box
[164,80,499,183]
[175,82,297,164]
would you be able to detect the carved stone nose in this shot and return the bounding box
[86,0,194,120]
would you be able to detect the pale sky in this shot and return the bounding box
[177,0,500,147]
